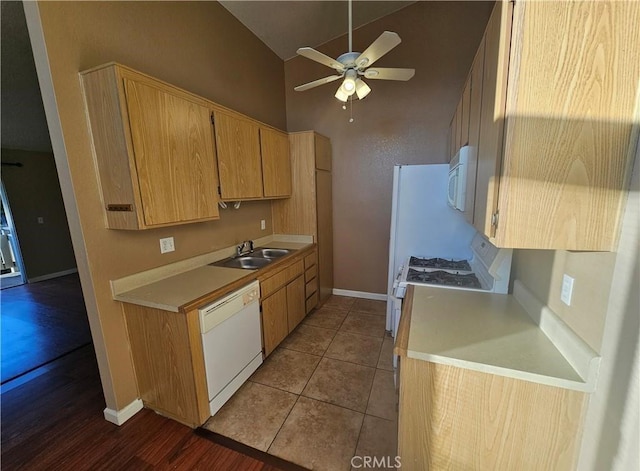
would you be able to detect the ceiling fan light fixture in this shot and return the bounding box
[342,69,357,94]
[355,78,371,99]
[335,85,349,102]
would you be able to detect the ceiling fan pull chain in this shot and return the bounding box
[349,96,354,123]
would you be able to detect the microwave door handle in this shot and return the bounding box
[448,169,457,207]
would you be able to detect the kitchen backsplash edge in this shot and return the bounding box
[513,279,600,392]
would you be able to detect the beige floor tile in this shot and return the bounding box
[376,337,395,371]
[351,415,399,471]
[280,324,336,356]
[366,369,398,421]
[303,306,348,330]
[203,381,297,451]
[351,298,387,316]
[250,348,321,394]
[269,396,363,471]
[302,357,375,412]
[325,332,383,367]
[323,295,357,311]
[340,312,386,338]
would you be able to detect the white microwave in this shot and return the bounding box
[448,146,469,212]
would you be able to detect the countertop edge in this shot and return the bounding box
[113,238,315,313]
[405,350,592,392]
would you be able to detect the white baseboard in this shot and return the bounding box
[103,398,144,426]
[332,288,387,301]
[29,268,78,283]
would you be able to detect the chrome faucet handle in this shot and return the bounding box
[236,240,254,257]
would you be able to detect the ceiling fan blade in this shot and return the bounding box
[297,47,345,72]
[364,68,415,81]
[354,31,401,69]
[294,74,344,92]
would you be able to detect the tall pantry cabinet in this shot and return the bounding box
[272,132,334,304]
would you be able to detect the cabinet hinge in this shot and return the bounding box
[217,185,222,196]
[491,211,499,228]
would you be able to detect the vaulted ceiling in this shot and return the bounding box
[219,1,415,60]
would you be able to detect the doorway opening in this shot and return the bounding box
[0,179,26,289]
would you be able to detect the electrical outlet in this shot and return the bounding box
[561,274,574,306]
[261,219,266,230]
[37,217,44,224]
[159,237,175,254]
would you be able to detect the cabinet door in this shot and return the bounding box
[286,275,305,332]
[213,111,263,200]
[124,79,220,226]
[261,127,292,198]
[262,287,288,356]
[455,98,463,150]
[460,77,471,148]
[449,114,458,160]
[463,38,486,225]
[316,170,333,303]
[474,2,512,237]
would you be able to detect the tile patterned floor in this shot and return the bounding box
[204,295,398,471]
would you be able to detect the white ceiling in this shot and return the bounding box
[219,1,416,60]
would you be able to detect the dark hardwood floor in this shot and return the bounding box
[1,337,286,470]
[0,275,287,470]
[0,274,92,383]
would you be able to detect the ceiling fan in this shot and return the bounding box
[294,0,415,103]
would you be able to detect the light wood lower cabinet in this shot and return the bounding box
[258,248,313,356]
[398,357,587,471]
[123,304,210,427]
[261,287,289,356]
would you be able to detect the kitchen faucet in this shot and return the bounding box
[236,240,254,257]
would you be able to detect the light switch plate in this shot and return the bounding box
[160,237,175,254]
[561,274,574,306]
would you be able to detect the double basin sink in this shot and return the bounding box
[210,248,293,270]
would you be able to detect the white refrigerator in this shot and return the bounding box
[386,164,477,333]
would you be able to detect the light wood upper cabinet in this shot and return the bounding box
[213,111,264,200]
[261,128,292,198]
[474,0,639,250]
[81,64,220,229]
[213,111,292,201]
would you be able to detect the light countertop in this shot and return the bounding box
[400,285,592,391]
[113,237,313,312]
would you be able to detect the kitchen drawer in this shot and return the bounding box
[304,252,317,269]
[305,278,318,299]
[306,291,318,314]
[261,260,304,298]
[304,264,317,283]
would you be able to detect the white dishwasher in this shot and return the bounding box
[199,280,262,416]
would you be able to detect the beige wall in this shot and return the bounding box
[285,1,495,293]
[1,148,76,279]
[511,249,617,353]
[36,1,285,410]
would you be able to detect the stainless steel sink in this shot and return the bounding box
[252,248,293,258]
[210,247,294,270]
[212,256,272,270]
